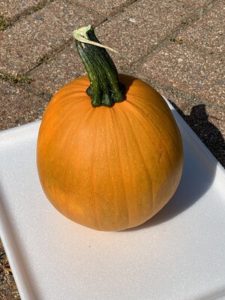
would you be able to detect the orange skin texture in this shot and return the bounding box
[37,75,183,231]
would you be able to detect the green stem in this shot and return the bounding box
[73,25,124,107]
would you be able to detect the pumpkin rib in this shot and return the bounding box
[103,110,114,225]
[110,107,131,228]
[45,101,91,152]
[43,104,95,224]
[91,108,123,230]
[125,99,176,172]
[105,108,121,228]
[43,96,85,126]
[118,106,153,227]
[89,109,101,230]
[127,94,181,151]
[68,106,98,226]
[72,107,99,228]
[126,92,172,122]
[124,99,180,207]
[52,92,88,109]
[114,106,142,227]
[118,105,154,215]
[113,108,139,226]
[126,100,183,202]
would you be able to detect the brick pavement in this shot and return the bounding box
[0,0,225,298]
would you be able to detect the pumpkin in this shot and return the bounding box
[37,25,183,231]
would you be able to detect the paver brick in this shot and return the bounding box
[0,0,102,76]
[94,0,209,66]
[0,80,49,129]
[75,0,130,16]
[178,0,225,54]
[28,44,85,94]
[0,0,44,21]
[135,43,225,106]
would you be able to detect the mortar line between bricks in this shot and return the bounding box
[25,0,140,74]
[4,0,204,82]
[75,0,139,20]
[25,22,107,76]
[0,73,52,100]
[170,40,224,58]
[0,0,220,85]
[129,0,221,69]
[25,38,75,75]
[1,11,106,84]
[0,0,57,31]
[109,0,140,17]
[22,1,141,77]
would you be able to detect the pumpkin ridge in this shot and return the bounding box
[125,100,175,171]
[110,108,130,228]
[89,110,101,230]
[127,96,170,122]
[53,92,88,107]
[51,100,91,141]
[104,113,112,218]
[124,100,183,208]
[104,108,120,228]
[118,105,155,215]
[44,105,94,219]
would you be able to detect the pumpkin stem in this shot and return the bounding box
[73,25,125,107]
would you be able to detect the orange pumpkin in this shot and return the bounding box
[37,25,183,231]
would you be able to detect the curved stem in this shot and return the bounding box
[73,25,125,107]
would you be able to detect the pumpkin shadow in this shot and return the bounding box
[0,183,41,300]
[127,102,224,231]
